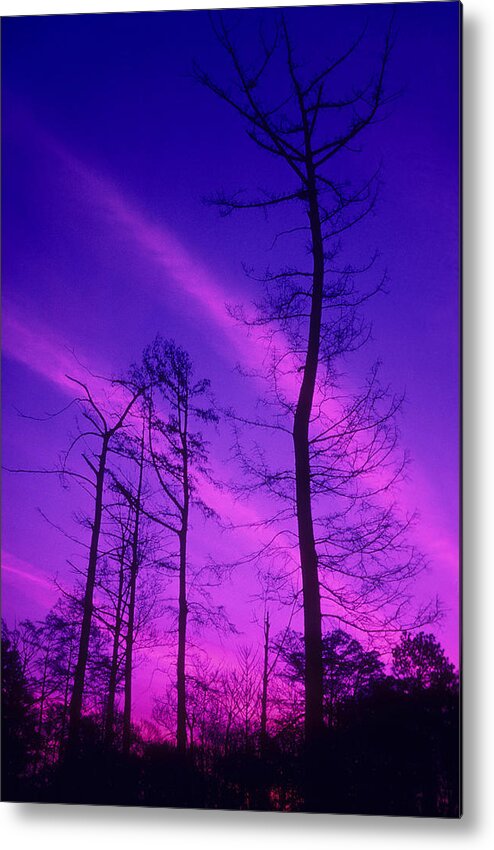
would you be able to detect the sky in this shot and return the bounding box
[2,2,461,722]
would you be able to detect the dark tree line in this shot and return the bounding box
[2,617,459,815]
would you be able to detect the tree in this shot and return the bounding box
[90,446,163,753]
[136,336,219,753]
[233,645,262,752]
[17,612,78,768]
[64,377,146,754]
[1,621,37,799]
[42,609,79,757]
[5,372,147,754]
[106,424,150,755]
[97,522,131,746]
[392,632,458,693]
[197,14,432,771]
[279,628,384,727]
[4,370,147,758]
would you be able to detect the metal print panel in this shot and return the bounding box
[1,2,461,816]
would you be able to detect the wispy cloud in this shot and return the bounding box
[2,308,86,395]
[46,129,274,376]
[2,557,52,590]
[3,108,459,637]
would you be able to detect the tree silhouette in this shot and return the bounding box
[107,425,149,755]
[1,621,37,799]
[197,15,432,778]
[52,376,144,755]
[279,628,384,727]
[136,336,219,753]
[392,631,458,692]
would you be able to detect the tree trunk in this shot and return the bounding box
[34,654,48,771]
[224,712,232,758]
[122,566,137,756]
[176,526,188,754]
[122,436,144,756]
[67,435,109,753]
[59,644,73,759]
[293,179,325,748]
[104,551,125,746]
[260,610,270,758]
[177,413,189,755]
[38,654,48,738]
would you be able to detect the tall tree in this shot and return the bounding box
[110,425,156,755]
[4,374,144,754]
[137,336,218,753]
[97,520,131,746]
[197,14,431,767]
[64,377,144,754]
[96,428,162,752]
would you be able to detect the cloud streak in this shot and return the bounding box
[1,551,55,613]
[2,308,87,395]
[3,108,459,663]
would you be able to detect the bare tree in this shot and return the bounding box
[197,14,434,769]
[4,374,144,755]
[136,336,219,753]
[107,425,148,755]
[63,377,145,754]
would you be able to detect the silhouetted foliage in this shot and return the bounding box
[2,609,459,815]
[392,631,458,692]
[1,621,37,800]
[279,628,384,726]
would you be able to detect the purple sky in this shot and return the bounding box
[2,3,460,721]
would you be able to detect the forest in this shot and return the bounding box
[1,7,460,817]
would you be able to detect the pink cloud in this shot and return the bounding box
[2,303,142,429]
[2,551,53,590]
[2,308,85,395]
[16,115,304,403]
[1,550,56,616]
